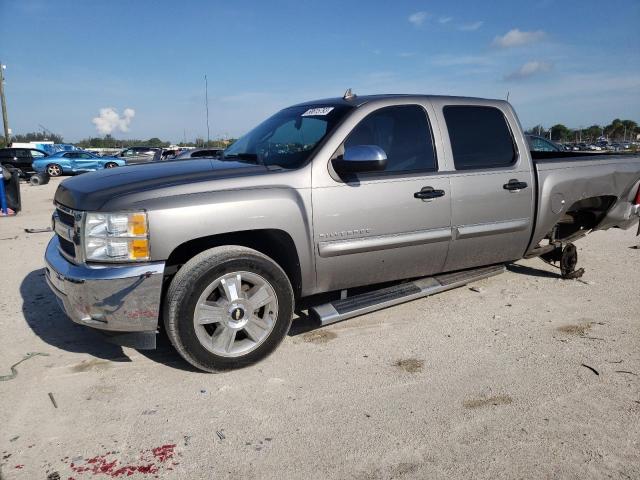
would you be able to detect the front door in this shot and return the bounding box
[70,152,99,172]
[436,104,535,271]
[312,104,452,292]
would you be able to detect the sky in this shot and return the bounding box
[1,0,639,142]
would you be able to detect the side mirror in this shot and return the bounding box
[332,145,387,174]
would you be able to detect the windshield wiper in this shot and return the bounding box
[222,153,262,165]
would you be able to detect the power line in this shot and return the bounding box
[204,74,210,145]
[0,61,10,144]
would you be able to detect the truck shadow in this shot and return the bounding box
[506,263,560,279]
[20,269,192,371]
[20,269,132,362]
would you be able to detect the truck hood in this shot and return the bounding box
[55,159,268,211]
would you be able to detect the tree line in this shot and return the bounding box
[4,118,637,150]
[0,132,233,149]
[75,135,232,149]
[526,119,638,143]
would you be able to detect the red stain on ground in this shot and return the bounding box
[14,464,24,469]
[150,445,175,463]
[65,444,177,477]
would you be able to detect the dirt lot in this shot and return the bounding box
[0,177,638,479]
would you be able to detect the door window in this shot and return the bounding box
[443,105,516,170]
[343,105,437,173]
[15,149,31,159]
[78,153,93,159]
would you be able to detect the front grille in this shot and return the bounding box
[58,237,76,258]
[57,209,75,228]
[55,205,82,262]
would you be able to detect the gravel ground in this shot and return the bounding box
[0,177,638,480]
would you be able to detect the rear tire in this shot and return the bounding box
[46,164,62,177]
[29,173,50,186]
[164,246,294,372]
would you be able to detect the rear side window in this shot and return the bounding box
[0,149,12,158]
[344,105,437,173]
[444,105,516,170]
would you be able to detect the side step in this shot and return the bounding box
[310,264,505,326]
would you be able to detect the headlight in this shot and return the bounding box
[84,211,150,262]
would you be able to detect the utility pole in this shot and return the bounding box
[204,74,210,146]
[0,61,10,145]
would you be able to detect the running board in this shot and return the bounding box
[310,264,505,326]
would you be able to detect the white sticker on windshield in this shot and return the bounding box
[301,107,334,116]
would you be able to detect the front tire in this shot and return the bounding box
[46,164,63,177]
[104,162,118,169]
[164,246,294,372]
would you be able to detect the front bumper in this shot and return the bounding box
[44,236,165,333]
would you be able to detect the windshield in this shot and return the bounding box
[223,104,352,169]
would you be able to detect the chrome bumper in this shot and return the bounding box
[44,237,165,332]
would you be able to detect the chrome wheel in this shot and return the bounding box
[193,271,278,357]
[47,164,62,176]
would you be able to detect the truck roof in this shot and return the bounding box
[291,93,506,108]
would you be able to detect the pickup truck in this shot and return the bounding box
[44,93,640,372]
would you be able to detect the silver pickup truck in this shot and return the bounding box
[45,93,640,372]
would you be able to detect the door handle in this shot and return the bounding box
[503,179,528,191]
[414,187,446,199]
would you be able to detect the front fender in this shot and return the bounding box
[141,187,316,295]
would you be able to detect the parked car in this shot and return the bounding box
[174,148,224,160]
[45,93,640,372]
[526,135,562,152]
[32,150,126,176]
[0,147,49,176]
[114,146,161,165]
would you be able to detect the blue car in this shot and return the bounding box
[32,150,126,177]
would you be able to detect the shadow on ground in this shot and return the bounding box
[20,268,193,371]
[507,263,560,279]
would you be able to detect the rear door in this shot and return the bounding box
[14,149,33,170]
[312,103,452,292]
[434,103,535,271]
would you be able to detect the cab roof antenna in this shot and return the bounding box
[343,88,356,100]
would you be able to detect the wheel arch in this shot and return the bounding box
[164,229,303,300]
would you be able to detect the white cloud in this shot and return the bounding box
[493,28,546,48]
[398,52,416,58]
[438,16,452,24]
[458,21,483,31]
[408,11,429,27]
[92,107,135,135]
[504,61,553,80]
